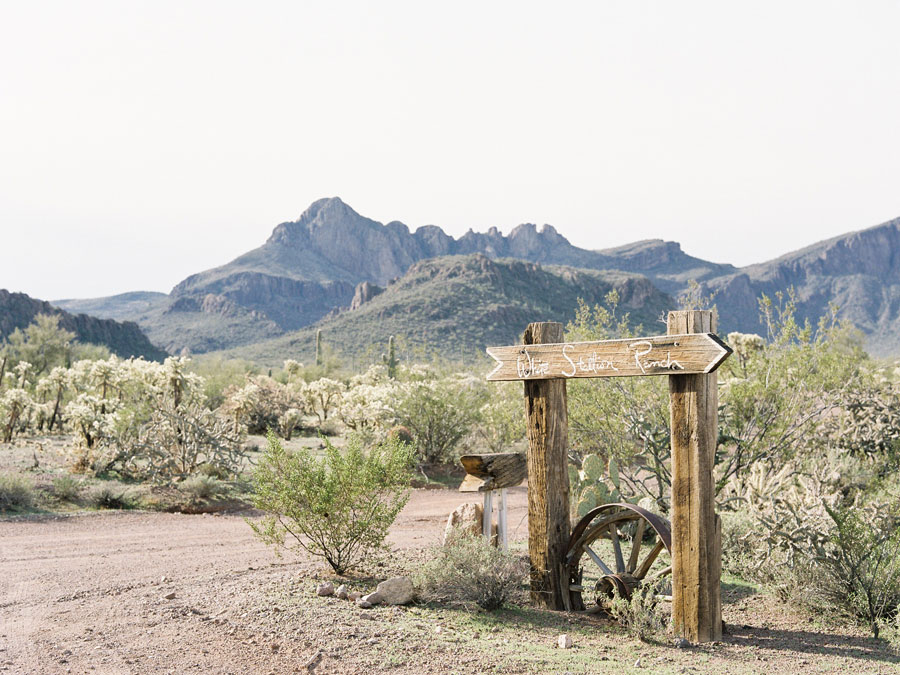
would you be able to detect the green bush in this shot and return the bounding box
[250,432,413,574]
[608,580,670,642]
[179,475,226,501]
[393,377,484,464]
[88,485,134,510]
[815,505,900,638]
[52,475,83,502]
[415,530,526,610]
[0,473,35,511]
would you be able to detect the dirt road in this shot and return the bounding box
[0,488,528,674]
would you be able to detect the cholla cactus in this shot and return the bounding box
[1,388,33,442]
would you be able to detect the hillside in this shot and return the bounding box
[702,216,900,355]
[53,291,168,321]
[0,289,168,361]
[221,254,672,366]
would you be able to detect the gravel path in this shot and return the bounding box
[0,488,528,674]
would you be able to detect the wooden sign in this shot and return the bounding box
[458,452,527,492]
[490,315,730,642]
[486,333,732,381]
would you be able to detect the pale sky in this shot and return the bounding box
[2,1,898,300]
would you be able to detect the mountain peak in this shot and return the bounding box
[297,196,358,226]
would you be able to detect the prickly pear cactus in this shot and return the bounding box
[569,453,633,520]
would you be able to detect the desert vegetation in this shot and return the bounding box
[3,295,900,667]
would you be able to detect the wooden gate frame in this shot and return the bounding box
[487,310,726,642]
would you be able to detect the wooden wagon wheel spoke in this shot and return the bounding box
[646,564,672,582]
[609,526,626,573]
[634,540,666,580]
[562,503,673,611]
[584,544,615,577]
[627,518,646,573]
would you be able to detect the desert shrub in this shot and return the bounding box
[608,579,670,642]
[473,381,525,453]
[180,475,226,501]
[250,432,413,574]
[565,290,870,514]
[415,530,527,610]
[392,375,485,464]
[187,356,258,409]
[0,473,35,511]
[720,452,900,637]
[52,475,82,502]
[88,485,134,510]
[813,505,900,638]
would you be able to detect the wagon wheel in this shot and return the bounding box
[561,503,672,612]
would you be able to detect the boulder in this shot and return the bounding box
[361,592,383,606]
[374,577,415,605]
[316,582,334,597]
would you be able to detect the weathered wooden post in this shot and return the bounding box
[668,310,722,642]
[522,322,571,610]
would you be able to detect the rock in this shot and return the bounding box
[557,634,573,649]
[674,637,692,649]
[356,599,373,609]
[374,577,415,605]
[361,592,383,606]
[162,592,176,600]
[444,503,483,543]
[335,584,348,600]
[304,650,324,672]
[348,591,363,602]
[316,582,334,597]
[634,657,642,668]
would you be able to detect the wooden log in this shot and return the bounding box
[458,452,527,492]
[668,310,722,642]
[523,322,571,610]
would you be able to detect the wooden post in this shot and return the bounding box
[498,488,509,551]
[668,310,722,642]
[523,322,570,610]
[482,490,493,539]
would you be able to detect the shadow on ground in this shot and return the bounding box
[725,624,899,665]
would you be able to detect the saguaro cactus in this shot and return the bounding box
[315,329,323,367]
[383,335,398,379]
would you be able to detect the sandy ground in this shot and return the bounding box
[0,488,527,674]
[3,485,899,674]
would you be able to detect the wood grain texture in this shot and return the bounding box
[522,322,571,610]
[668,310,723,642]
[487,333,731,381]
[458,453,527,492]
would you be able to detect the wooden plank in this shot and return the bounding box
[523,322,571,610]
[459,452,527,491]
[668,310,723,643]
[487,333,731,381]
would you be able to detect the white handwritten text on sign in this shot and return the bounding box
[486,333,732,382]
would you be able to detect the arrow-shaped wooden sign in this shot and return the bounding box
[486,333,732,381]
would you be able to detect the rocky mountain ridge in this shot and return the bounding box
[53,198,900,357]
[1,289,168,361]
